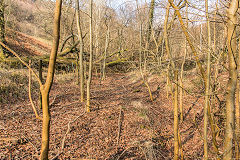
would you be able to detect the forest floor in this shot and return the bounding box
[0,31,225,160]
[0,70,208,160]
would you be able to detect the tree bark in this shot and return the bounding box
[223,0,238,159]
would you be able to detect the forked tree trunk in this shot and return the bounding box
[223,0,238,159]
[40,0,62,159]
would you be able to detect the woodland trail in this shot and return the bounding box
[1,72,205,159]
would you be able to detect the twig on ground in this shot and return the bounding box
[49,95,58,107]
[21,134,39,154]
[117,106,123,145]
[51,111,85,160]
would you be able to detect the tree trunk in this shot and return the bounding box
[174,70,179,160]
[143,0,155,71]
[102,23,110,80]
[40,92,50,160]
[163,3,175,70]
[146,0,155,43]
[39,59,43,110]
[179,3,187,122]
[86,0,93,112]
[223,0,238,159]
[236,21,240,160]
[39,0,62,159]
[0,0,5,59]
[204,0,211,158]
[76,0,84,102]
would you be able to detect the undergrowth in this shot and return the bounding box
[0,64,39,104]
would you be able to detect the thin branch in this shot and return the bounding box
[29,60,43,121]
